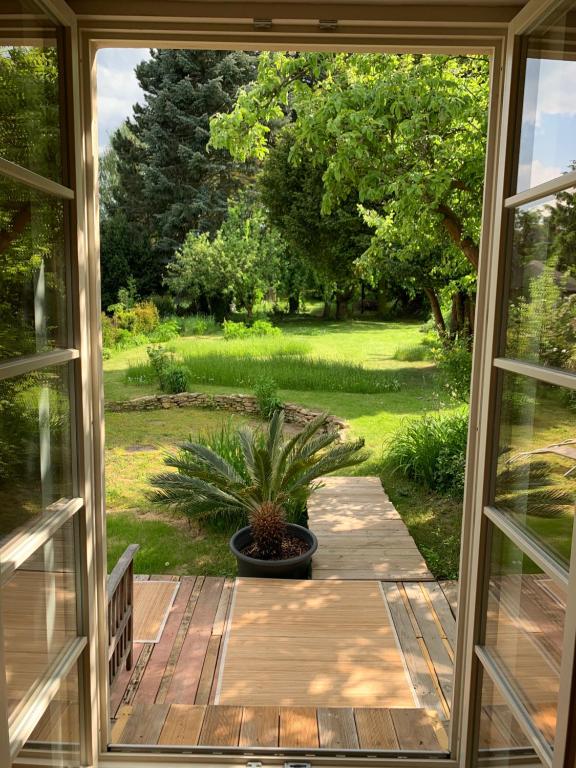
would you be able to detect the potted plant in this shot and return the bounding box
[149,410,368,579]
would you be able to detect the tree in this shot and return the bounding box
[211,52,489,331]
[164,194,284,319]
[112,49,259,287]
[259,129,370,319]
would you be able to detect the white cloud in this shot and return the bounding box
[517,158,563,190]
[523,58,576,126]
[96,48,149,152]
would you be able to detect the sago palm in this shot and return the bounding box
[149,410,368,557]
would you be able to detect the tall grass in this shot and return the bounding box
[393,344,431,362]
[384,408,469,495]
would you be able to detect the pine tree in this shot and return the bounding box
[111,49,258,290]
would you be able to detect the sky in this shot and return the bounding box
[517,57,576,191]
[96,48,150,153]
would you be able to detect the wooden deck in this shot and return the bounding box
[110,575,457,749]
[217,579,417,708]
[308,477,433,580]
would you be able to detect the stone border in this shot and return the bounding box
[106,391,346,432]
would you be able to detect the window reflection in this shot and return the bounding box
[495,374,575,567]
[506,190,576,371]
[483,528,566,749]
[0,176,68,360]
[517,4,576,191]
[0,364,73,543]
[478,671,533,756]
[0,36,62,181]
[3,519,78,720]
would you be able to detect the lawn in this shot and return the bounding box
[104,317,466,578]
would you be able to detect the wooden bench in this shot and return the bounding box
[107,544,139,686]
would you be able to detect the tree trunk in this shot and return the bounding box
[438,204,479,271]
[245,302,254,321]
[450,292,467,337]
[335,289,353,320]
[376,279,387,319]
[322,300,331,319]
[0,203,32,254]
[288,293,299,315]
[424,287,446,336]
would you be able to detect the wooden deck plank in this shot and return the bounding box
[158,704,206,746]
[279,707,319,748]
[403,583,454,704]
[134,577,196,705]
[308,477,432,581]
[110,643,144,717]
[166,577,224,704]
[239,706,279,747]
[438,581,458,618]
[198,705,243,746]
[155,576,204,704]
[195,636,222,705]
[381,583,446,717]
[390,708,443,751]
[421,582,457,651]
[115,702,170,745]
[354,708,398,750]
[212,578,234,637]
[317,707,359,749]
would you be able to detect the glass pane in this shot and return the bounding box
[0,364,74,543]
[495,372,575,567]
[517,2,576,191]
[0,8,62,182]
[13,663,80,768]
[505,190,576,371]
[0,176,69,360]
[3,519,78,719]
[479,670,535,757]
[483,527,566,749]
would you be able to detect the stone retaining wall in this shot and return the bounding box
[106,392,346,432]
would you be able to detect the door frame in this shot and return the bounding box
[69,0,569,765]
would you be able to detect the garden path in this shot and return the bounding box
[308,476,433,580]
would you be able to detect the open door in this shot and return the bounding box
[460,1,576,766]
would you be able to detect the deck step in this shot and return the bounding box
[112,703,449,751]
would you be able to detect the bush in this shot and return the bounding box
[433,337,472,402]
[223,319,281,339]
[223,320,250,339]
[180,314,219,336]
[254,378,283,419]
[162,365,189,394]
[150,294,176,317]
[149,319,180,343]
[132,301,160,334]
[384,408,469,496]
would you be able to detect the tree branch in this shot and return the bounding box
[437,203,479,270]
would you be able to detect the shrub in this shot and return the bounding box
[433,337,472,402]
[250,319,281,337]
[132,301,160,334]
[162,365,189,394]
[180,314,219,336]
[223,320,250,339]
[150,294,176,317]
[146,345,174,384]
[149,319,180,343]
[223,319,281,339]
[385,409,469,496]
[254,378,283,419]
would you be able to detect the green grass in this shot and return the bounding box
[103,317,463,577]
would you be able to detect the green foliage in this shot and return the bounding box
[210,53,487,325]
[223,319,281,339]
[162,366,190,394]
[101,297,162,352]
[179,314,219,336]
[149,319,180,343]
[148,410,368,551]
[165,195,286,318]
[432,337,473,402]
[384,409,469,496]
[254,378,283,419]
[393,344,431,362]
[109,49,259,292]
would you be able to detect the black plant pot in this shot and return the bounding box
[230,523,318,579]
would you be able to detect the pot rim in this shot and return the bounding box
[230,522,318,566]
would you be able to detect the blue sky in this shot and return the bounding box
[96,48,149,153]
[518,57,576,190]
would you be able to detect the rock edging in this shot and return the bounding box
[106,391,346,432]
